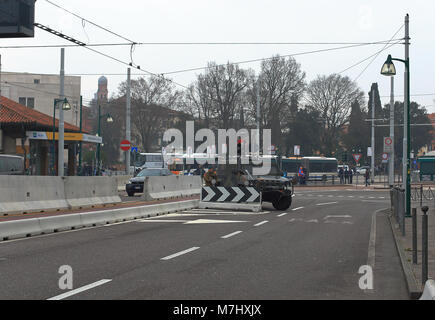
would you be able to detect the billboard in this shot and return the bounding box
[0,0,35,38]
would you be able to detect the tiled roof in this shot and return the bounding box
[0,95,81,132]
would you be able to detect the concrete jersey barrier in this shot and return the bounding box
[64,176,121,208]
[142,175,201,201]
[0,176,69,215]
[114,175,132,191]
[0,199,199,241]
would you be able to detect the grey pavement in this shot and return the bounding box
[0,189,408,299]
[395,198,435,291]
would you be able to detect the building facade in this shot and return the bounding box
[0,72,81,126]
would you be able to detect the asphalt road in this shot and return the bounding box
[0,189,408,300]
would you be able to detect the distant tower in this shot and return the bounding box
[97,76,108,102]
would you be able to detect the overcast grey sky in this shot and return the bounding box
[1,0,434,112]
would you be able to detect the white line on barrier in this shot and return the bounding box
[161,247,200,260]
[47,279,112,300]
[254,220,268,227]
[221,231,243,239]
[316,202,338,206]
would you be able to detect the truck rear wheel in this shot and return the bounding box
[272,196,292,210]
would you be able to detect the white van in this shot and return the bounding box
[0,154,25,175]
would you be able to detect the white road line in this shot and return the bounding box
[47,279,112,300]
[221,231,243,239]
[367,210,378,269]
[254,220,268,227]
[161,247,200,260]
[277,212,289,217]
[292,207,304,211]
[316,202,338,206]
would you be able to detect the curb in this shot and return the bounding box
[387,210,422,299]
[0,199,199,242]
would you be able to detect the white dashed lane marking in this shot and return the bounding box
[221,231,243,239]
[161,247,200,260]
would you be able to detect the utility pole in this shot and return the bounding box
[256,77,260,155]
[389,76,395,187]
[404,14,411,217]
[126,68,131,174]
[58,48,65,177]
[78,96,83,175]
[371,86,375,184]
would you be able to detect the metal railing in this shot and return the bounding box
[411,185,435,206]
[391,187,406,236]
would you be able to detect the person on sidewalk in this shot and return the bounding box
[349,167,353,184]
[365,169,370,187]
[339,167,344,184]
[344,168,349,184]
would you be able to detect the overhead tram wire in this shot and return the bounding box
[337,40,402,75]
[0,39,404,49]
[33,23,189,90]
[352,24,404,83]
[60,41,401,77]
[43,0,136,44]
[160,41,402,76]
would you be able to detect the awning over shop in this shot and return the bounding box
[26,131,102,144]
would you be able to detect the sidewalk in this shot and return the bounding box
[390,200,435,296]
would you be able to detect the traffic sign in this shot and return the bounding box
[352,153,362,163]
[384,137,393,153]
[131,147,138,153]
[120,139,131,151]
[381,152,389,163]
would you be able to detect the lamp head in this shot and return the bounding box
[61,98,71,110]
[381,54,396,76]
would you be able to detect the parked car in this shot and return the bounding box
[356,166,370,175]
[126,168,174,196]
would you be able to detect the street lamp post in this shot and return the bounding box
[52,98,71,176]
[380,14,410,217]
[96,104,113,176]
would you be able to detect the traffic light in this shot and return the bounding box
[237,139,242,156]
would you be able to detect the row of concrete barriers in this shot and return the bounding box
[0,176,121,215]
[0,199,199,241]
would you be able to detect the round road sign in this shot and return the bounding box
[120,139,131,151]
[385,137,393,146]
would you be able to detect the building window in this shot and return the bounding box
[33,79,40,84]
[27,98,35,108]
[18,97,35,108]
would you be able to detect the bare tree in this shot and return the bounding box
[117,75,182,152]
[246,56,305,150]
[184,62,251,129]
[306,74,364,154]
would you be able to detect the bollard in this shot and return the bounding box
[412,208,417,264]
[421,206,429,286]
[420,184,423,208]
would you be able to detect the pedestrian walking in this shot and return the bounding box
[349,167,353,184]
[344,168,349,184]
[365,169,370,187]
[339,167,344,184]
